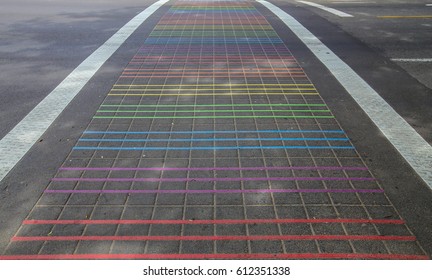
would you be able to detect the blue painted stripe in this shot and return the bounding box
[78,137,350,142]
[73,146,354,151]
[84,130,345,135]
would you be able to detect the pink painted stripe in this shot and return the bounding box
[12,235,416,242]
[44,189,383,194]
[59,166,368,172]
[23,218,405,225]
[0,253,428,260]
[51,177,375,182]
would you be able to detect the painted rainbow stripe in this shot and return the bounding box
[51,177,373,182]
[44,189,383,194]
[58,166,367,171]
[12,235,416,242]
[22,218,404,225]
[82,130,346,134]
[72,146,354,151]
[77,137,348,142]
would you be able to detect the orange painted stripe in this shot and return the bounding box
[12,235,416,242]
[22,218,405,225]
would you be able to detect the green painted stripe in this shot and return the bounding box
[100,104,327,108]
[93,115,335,119]
[97,109,331,113]
[110,88,314,92]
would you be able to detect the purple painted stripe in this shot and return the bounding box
[59,166,368,172]
[44,189,383,194]
[51,177,375,182]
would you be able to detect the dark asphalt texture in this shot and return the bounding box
[0,0,431,259]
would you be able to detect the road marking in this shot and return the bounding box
[108,92,317,96]
[11,234,414,242]
[95,109,330,113]
[72,145,354,151]
[51,176,372,182]
[297,1,353,17]
[257,0,432,190]
[78,137,344,142]
[100,103,326,107]
[59,166,366,171]
[93,115,333,119]
[45,189,381,194]
[378,15,432,19]
[391,58,432,62]
[22,218,404,225]
[0,0,168,183]
[83,129,345,134]
[331,1,373,4]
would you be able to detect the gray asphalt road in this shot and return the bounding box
[293,0,432,88]
[286,0,432,144]
[0,0,157,138]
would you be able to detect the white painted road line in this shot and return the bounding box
[0,0,169,183]
[297,0,354,17]
[257,0,432,190]
[392,58,432,62]
[331,2,372,4]
[331,2,368,3]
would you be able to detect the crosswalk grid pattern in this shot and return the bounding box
[1,0,427,259]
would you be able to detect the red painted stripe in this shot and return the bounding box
[12,235,416,242]
[0,253,427,260]
[22,218,405,225]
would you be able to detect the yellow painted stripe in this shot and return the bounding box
[110,88,317,92]
[378,15,432,19]
[113,84,315,87]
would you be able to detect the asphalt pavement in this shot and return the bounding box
[0,0,431,259]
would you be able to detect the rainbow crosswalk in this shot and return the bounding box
[1,0,427,259]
